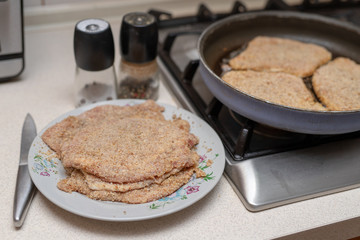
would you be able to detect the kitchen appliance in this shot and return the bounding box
[0,0,24,81]
[153,0,360,211]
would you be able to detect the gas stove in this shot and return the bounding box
[152,0,360,211]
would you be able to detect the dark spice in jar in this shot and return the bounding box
[117,12,159,100]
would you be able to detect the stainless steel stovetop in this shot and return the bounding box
[154,0,360,211]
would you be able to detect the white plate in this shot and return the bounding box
[28,100,225,221]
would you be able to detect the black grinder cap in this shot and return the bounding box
[74,19,115,71]
[120,12,158,64]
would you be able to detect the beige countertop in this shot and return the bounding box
[2,0,360,239]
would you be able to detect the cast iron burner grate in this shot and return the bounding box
[152,0,360,211]
[152,0,360,161]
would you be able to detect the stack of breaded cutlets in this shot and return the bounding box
[42,100,203,204]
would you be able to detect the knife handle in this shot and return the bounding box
[13,164,36,228]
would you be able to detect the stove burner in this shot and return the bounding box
[228,109,301,140]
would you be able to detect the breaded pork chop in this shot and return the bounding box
[57,167,196,204]
[222,70,326,111]
[42,101,199,185]
[83,166,183,192]
[312,57,360,111]
[42,100,165,155]
[60,117,199,184]
[229,36,331,77]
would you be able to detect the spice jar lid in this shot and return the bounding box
[74,19,115,71]
[120,12,158,64]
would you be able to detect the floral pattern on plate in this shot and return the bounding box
[31,154,59,176]
[149,152,219,210]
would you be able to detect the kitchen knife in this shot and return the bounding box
[13,113,37,228]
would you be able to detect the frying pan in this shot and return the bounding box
[198,11,360,135]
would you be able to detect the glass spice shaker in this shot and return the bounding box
[117,12,160,100]
[73,19,117,107]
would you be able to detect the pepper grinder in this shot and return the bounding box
[117,12,160,100]
[73,19,117,107]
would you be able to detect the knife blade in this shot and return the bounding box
[13,113,37,228]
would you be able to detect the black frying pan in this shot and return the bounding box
[198,11,360,135]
